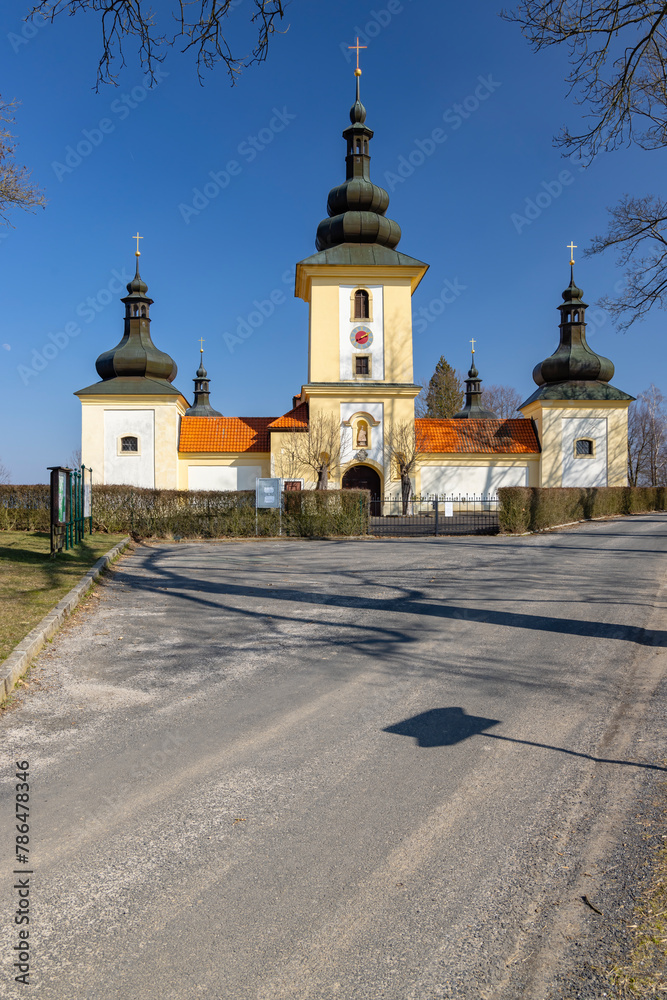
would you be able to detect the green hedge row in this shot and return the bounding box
[497,486,667,533]
[0,485,50,531]
[0,485,370,538]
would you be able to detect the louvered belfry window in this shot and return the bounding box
[354,289,370,319]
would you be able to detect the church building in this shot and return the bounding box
[76,68,633,498]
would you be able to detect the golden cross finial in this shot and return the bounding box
[349,37,367,74]
[133,231,143,256]
[198,337,205,353]
[470,337,476,353]
[567,241,577,265]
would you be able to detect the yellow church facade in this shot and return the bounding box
[76,72,633,499]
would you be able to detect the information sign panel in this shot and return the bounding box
[57,471,68,524]
[83,479,92,518]
[256,478,282,509]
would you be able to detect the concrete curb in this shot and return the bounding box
[0,536,131,703]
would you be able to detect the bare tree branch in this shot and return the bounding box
[480,383,524,418]
[0,97,46,226]
[502,1,667,160]
[295,412,341,490]
[585,192,667,328]
[27,0,287,88]
[627,383,667,483]
[385,420,426,512]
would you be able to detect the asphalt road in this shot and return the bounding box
[2,515,667,1000]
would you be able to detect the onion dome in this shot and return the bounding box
[184,349,222,416]
[453,351,498,419]
[520,262,634,406]
[94,255,178,383]
[532,267,614,387]
[315,73,401,252]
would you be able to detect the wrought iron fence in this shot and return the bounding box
[369,495,500,536]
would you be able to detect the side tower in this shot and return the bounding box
[520,257,634,487]
[75,246,189,487]
[292,63,428,496]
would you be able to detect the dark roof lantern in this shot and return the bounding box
[520,265,634,406]
[184,349,222,417]
[315,72,401,252]
[94,254,178,384]
[453,351,498,420]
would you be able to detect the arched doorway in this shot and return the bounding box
[342,464,382,516]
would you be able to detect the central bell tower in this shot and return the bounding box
[293,64,429,493]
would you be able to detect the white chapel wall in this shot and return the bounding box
[103,409,155,487]
[420,464,529,498]
[561,417,607,486]
[187,464,263,491]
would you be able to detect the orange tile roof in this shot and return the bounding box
[416,418,540,454]
[179,416,272,453]
[267,401,309,430]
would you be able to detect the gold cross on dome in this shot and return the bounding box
[470,337,476,353]
[133,231,143,256]
[199,337,205,353]
[567,241,577,264]
[349,37,367,72]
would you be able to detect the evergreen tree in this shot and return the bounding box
[425,357,464,418]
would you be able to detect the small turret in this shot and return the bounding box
[184,347,222,416]
[453,348,498,419]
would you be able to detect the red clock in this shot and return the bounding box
[350,326,373,347]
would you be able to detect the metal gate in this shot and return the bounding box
[369,496,500,536]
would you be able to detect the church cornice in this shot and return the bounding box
[295,257,428,301]
[302,381,422,399]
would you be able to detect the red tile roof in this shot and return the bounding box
[267,401,309,430]
[179,416,272,453]
[179,414,538,455]
[416,418,540,454]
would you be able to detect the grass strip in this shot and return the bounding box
[0,531,128,663]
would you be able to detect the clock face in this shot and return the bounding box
[350,326,373,348]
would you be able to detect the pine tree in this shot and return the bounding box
[425,357,463,418]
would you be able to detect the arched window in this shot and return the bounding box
[575,438,594,457]
[572,310,579,322]
[354,288,370,320]
[120,435,139,453]
[141,305,147,317]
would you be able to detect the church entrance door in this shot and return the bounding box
[342,464,382,516]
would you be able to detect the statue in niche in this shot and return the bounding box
[357,425,368,447]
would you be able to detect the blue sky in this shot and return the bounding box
[1,0,664,482]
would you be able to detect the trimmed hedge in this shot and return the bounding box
[0,484,370,538]
[0,485,50,531]
[498,486,667,534]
